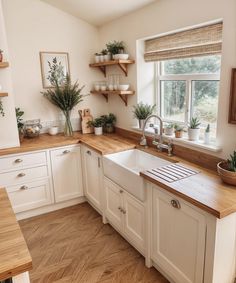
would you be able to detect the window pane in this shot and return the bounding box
[162,55,221,75]
[161,81,186,122]
[192,80,219,137]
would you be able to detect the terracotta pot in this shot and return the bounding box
[175,130,183,138]
[217,161,236,186]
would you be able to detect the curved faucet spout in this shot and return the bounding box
[140,114,163,146]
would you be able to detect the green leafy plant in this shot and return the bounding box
[189,117,201,129]
[205,124,210,133]
[227,151,236,172]
[132,102,156,120]
[0,100,4,117]
[101,49,108,55]
[87,117,104,128]
[174,123,184,132]
[101,113,116,126]
[106,41,125,55]
[95,52,101,56]
[15,107,24,129]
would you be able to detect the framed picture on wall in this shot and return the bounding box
[229,68,236,124]
[39,51,70,88]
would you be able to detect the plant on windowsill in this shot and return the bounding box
[164,123,174,136]
[101,113,116,133]
[217,151,236,186]
[188,117,201,141]
[15,107,25,142]
[204,124,210,144]
[132,102,156,129]
[87,117,104,136]
[174,123,185,138]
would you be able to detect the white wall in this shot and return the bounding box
[98,0,236,158]
[2,0,107,127]
[0,0,19,149]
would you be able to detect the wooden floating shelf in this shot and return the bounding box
[89,59,135,77]
[0,62,9,68]
[91,90,135,106]
[0,92,8,97]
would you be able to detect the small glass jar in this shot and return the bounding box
[24,119,42,138]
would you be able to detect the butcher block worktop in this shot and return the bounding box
[0,188,32,281]
[0,132,236,218]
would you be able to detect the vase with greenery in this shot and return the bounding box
[87,117,104,135]
[101,113,116,133]
[188,117,201,141]
[217,151,236,186]
[132,102,156,129]
[42,72,85,136]
[15,107,24,142]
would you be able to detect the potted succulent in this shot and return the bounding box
[15,107,24,142]
[0,49,3,62]
[106,41,127,60]
[132,102,156,129]
[94,53,101,63]
[217,151,236,186]
[188,117,201,141]
[174,123,184,138]
[101,113,116,133]
[204,124,210,144]
[164,123,174,136]
[87,117,104,135]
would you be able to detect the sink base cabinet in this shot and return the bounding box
[104,177,145,254]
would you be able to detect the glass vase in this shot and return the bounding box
[63,110,73,136]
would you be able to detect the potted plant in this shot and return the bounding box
[0,49,3,62]
[42,69,85,137]
[106,41,126,60]
[132,102,156,129]
[217,151,236,186]
[204,124,210,144]
[164,123,174,136]
[174,123,184,138]
[87,117,104,135]
[101,113,116,133]
[94,53,100,63]
[15,107,24,142]
[101,49,111,62]
[188,117,201,141]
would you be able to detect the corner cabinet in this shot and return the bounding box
[50,145,84,202]
[81,146,103,212]
[151,186,206,283]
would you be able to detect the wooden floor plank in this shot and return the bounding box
[19,203,169,283]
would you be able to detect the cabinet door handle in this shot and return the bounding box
[171,199,181,209]
[119,190,123,194]
[15,159,23,163]
[86,150,91,155]
[20,185,28,190]
[63,150,70,154]
[17,173,26,177]
[98,157,101,168]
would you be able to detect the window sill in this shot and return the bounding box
[132,126,222,153]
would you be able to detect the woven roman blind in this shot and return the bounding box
[144,22,223,62]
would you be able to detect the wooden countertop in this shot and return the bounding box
[0,188,32,281]
[1,132,236,219]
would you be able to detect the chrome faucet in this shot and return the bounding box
[140,114,173,156]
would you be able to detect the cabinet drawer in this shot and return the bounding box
[7,179,53,213]
[0,151,47,172]
[0,165,48,186]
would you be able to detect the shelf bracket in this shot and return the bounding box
[101,93,108,102]
[98,66,106,77]
[119,94,128,106]
[118,63,128,76]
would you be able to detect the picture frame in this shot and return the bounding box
[228,68,236,124]
[39,51,70,88]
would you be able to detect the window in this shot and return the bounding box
[156,55,221,139]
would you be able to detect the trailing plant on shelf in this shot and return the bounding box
[188,117,201,141]
[132,102,156,129]
[15,107,24,142]
[42,73,85,136]
[217,150,236,186]
[106,41,125,55]
[101,113,116,133]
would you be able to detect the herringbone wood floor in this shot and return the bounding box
[19,203,169,283]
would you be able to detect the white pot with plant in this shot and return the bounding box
[174,123,184,138]
[101,49,111,61]
[204,124,210,144]
[106,41,128,60]
[217,151,236,186]
[94,53,100,63]
[87,117,104,135]
[132,102,156,129]
[164,123,174,136]
[188,117,201,141]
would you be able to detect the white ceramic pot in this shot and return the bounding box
[117,54,129,60]
[94,126,103,135]
[113,54,119,60]
[100,85,107,91]
[164,127,174,136]
[95,55,100,63]
[118,84,129,91]
[204,132,210,144]
[188,128,200,141]
[99,55,104,62]
[48,126,59,136]
[94,85,100,91]
[104,54,111,61]
[108,84,114,91]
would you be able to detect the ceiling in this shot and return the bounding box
[41,0,156,26]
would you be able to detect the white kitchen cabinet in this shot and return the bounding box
[104,177,145,253]
[50,146,84,202]
[82,146,103,211]
[152,186,206,283]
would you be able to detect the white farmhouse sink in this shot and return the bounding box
[103,149,171,201]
